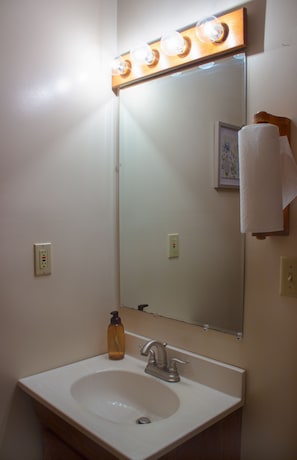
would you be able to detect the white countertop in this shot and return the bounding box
[18,333,246,460]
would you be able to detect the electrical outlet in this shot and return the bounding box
[280,257,297,297]
[34,243,52,276]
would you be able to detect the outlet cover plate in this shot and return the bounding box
[34,243,51,276]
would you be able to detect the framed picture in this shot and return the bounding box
[214,121,240,189]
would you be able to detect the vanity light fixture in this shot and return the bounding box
[112,7,247,91]
[195,16,228,44]
[160,30,191,57]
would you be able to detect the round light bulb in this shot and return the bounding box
[196,16,226,43]
[130,42,155,66]
[112,57,130,76]
[160,30,187,56]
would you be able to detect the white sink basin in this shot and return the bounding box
[18,332,245,460]
[71,369,179,424]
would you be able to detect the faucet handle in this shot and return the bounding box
[168,357,189,372]
[167,357,189,382]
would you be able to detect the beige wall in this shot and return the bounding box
[118,1,297,459]
[0,1,117,459]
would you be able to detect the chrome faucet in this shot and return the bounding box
[140,339,188,382]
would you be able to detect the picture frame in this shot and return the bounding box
[214,121,240,189]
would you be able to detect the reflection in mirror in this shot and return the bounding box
[119,53,246,335]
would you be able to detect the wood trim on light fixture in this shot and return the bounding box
[112,7,247,92]
[252,111,291,240]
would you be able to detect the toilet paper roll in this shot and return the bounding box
[238,124,283,233]
[280,136,297,209]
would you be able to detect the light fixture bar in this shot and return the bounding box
[112,8,247,92]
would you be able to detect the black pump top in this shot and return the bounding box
[110,310,121,325]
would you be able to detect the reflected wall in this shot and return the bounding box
[119,54,246,335]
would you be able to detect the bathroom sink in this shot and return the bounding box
[18,332,245,460]
[71,369,179,423]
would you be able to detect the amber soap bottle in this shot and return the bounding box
[107,311,125,360]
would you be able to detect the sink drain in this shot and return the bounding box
[136,416,151,424]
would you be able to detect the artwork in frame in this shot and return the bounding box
[214,121,240,189]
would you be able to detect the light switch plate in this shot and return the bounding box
[168,233,179,258]
[34,243,52,276]
[280,257,297,297]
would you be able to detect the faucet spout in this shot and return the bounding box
[140,339,188,383]
[140,340,168,368]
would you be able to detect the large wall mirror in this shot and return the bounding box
[119,53,246,335]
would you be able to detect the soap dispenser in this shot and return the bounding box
[107,311,125,360]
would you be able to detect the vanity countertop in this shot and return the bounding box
[18,332,246,460]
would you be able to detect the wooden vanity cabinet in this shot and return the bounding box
[34,401,242,460]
